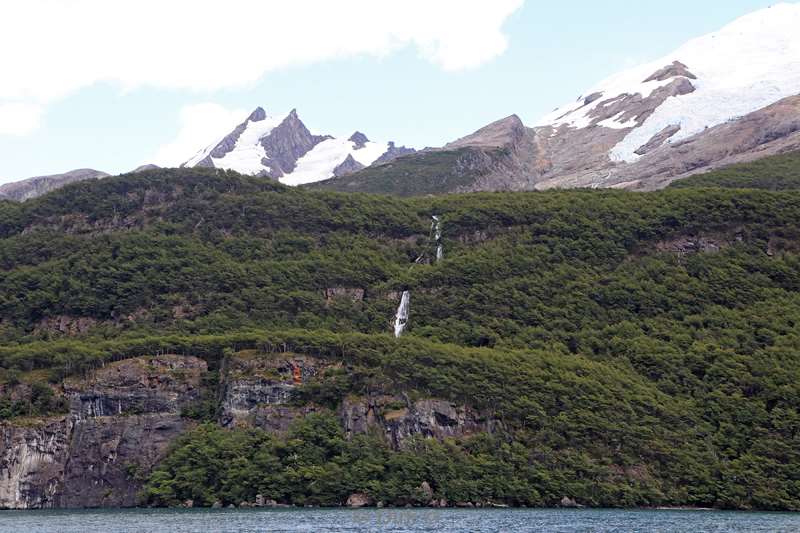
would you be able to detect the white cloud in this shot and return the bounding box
[0,103,44,136]
[0,0,523,135]
[152,103,247,166]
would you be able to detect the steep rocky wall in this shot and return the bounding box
[2,351,498,508]
[220,353,500,448]
[0,418,72,509]
[56,414,189,508]
[0,355,206,509]
[219,353,331,432]
[338,396,501,449]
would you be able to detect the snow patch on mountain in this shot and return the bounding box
[538,3,800,163]
[209,114,284,175]
[282,137,388,186]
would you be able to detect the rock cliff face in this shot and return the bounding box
[0,355,205,509]
[219,353,499,448]
[1,351,497,508]
[0,418,72,509]
[218,353,330,432]
[338,396,500,449]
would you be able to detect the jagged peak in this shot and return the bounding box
[183,104,405,186]
[332,153,366,177]
[349,131,370,149]
[247,107,267,122]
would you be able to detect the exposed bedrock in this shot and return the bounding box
[0,355,206,509]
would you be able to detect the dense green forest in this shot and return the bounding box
[2,166,800,509]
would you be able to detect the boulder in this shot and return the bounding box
[346,492,373,508]
[560,496,582,508]
[419,481,434,503]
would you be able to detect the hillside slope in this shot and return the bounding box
[670,150,800,190]
[1,168,800,510]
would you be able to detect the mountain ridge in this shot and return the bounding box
[3,4,800,199]
[181,106,415,186]
[0,169,110,202]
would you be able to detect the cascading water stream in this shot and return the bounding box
[393,290,411,338]
[393,215,442,337]
[432,215,443,262]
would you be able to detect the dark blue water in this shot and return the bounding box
[0,508,798,532]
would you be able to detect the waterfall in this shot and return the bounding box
[392,216,442,337]
[432,215,443,262]
[393,291,411,338]
[432,215,442,240]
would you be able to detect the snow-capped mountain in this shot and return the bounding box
[528,2,800,190]
[182,107,413,185]
[538,2,800,164]
[320,3,800,194]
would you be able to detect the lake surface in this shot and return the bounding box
[0,508,798,532]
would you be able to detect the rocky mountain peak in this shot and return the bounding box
[257,109,332,178]
[181,106,410,185]
[348,131,370,149]
[445,114,527,150]
[333,154,366,177]
[247,107,267,122]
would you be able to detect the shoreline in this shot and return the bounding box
[1,505,793,513]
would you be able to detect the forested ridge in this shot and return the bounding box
[2,167,800,510]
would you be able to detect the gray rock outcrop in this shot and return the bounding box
[346,492,373,507]
[219,354,330,432]
[258,109,331,178]
[0,355,206,509]
[337,395,500,449]
[332,154,365,177]
[372,141,417,166]
[348,131,370,149]
[643,60,697,82]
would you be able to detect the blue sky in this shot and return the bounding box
[0,0,787,182]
